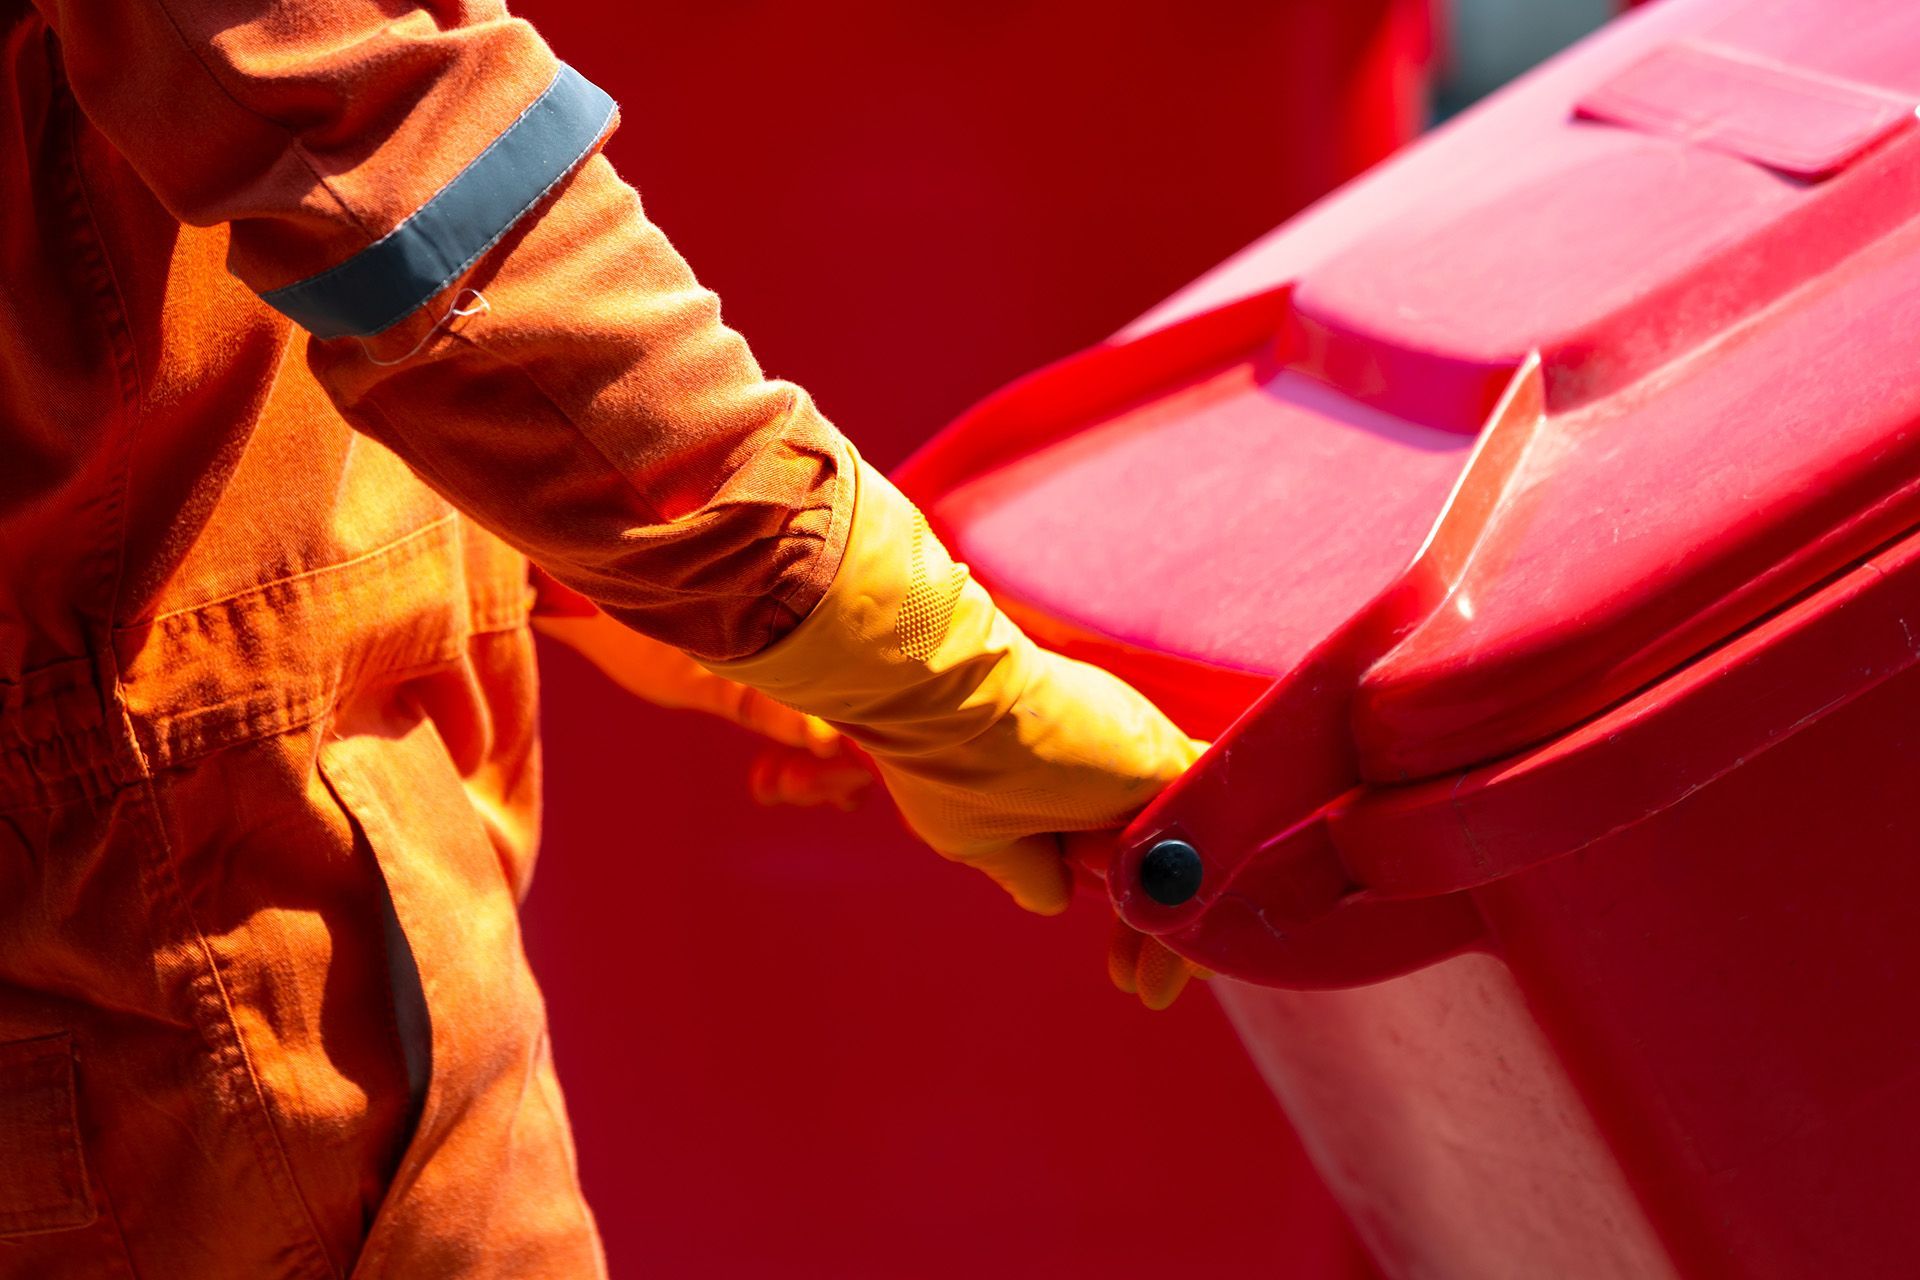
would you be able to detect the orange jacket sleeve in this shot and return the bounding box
[33,0,851,660]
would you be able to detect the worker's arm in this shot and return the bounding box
[40,1,1204,958]
[37,0,840,659]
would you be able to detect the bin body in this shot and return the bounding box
[509,2,1430,1275]
[903,0,1920,1275]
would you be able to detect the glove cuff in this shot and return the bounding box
[700,453,1029,756]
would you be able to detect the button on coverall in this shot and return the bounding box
[0,3,1203,1275]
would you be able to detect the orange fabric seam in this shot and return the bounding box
[141,0,375,243]
[113,712,343,1280]
[110,516,530,777]
[56,70,145,665]
[128,513,460,626]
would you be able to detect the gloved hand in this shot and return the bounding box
[548,587,1208,1005]
[532,609,872,811]
[703,455,1206,916]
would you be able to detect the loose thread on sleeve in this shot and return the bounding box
[357,289,491,367]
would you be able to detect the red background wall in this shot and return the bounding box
[509,4,1430,1274]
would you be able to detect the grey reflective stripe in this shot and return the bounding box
[259,63,615,339]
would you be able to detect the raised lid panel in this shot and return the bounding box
[1289,98,1920,421]
[936,357,1472,681]
[1576,41,1916,180]
[1354,215,1920,779]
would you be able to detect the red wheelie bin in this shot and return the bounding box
[901,0,1920,1275]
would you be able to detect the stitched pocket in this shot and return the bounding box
[0,1032,96,1237]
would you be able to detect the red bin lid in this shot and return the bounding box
[901,0,1920,986]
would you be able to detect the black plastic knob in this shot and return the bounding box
[1139,839,1204,906]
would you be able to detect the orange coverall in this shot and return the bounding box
[0,2,866,1275]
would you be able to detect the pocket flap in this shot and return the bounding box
[0,1032,97,1236]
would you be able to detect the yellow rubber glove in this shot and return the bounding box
[703,456,1205,915]
[533,611,872,810]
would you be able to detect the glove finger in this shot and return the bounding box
[749,747,874,810]
[965,835,1073,917]
[802,759,872,811]
[533,614,829,753]
[698,679,838,752]
[795,715,844,758]
[1135,935,1196,1011]
[1107,917,1146,996]
[748,753,784,806]
[733,690,844,755]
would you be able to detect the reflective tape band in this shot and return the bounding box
[260,63,616,339]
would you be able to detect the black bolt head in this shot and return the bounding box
[1139,839,1203,906]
